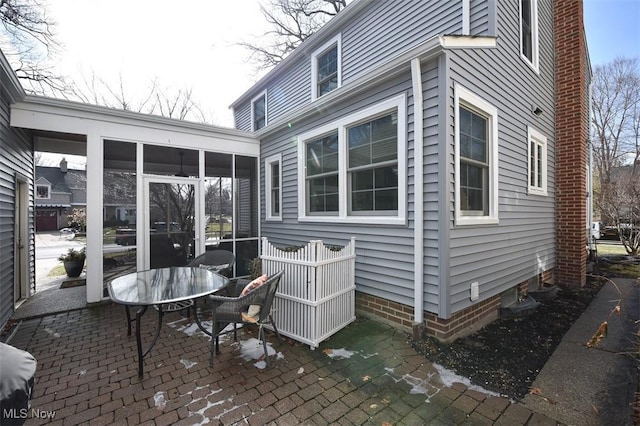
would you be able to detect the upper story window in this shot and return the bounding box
[520,0,539,72]
[265,154,282,221]
[311,34,342,100]
[527,126,547,195]
[36,184,51,199]
[454,83,499,225]
[298,95,406,224]
[252,92,267,131]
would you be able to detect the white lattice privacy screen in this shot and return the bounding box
[260,237,356,348]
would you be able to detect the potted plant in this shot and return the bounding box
[58,247,86,277]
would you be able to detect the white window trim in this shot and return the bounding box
[36,183,51,199]
[297,95,406,225]
[251,90,267,131]
[265,153,282,221]
[527,126,547,196]
[519,0,539,73]
[454,83,499,226]
[311,33,342,101]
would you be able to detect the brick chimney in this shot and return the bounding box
[60,158,68,173]
[554,0,589,287]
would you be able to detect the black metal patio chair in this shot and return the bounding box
[188,249,235,278]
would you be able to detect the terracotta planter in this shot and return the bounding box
[63,260,84,278]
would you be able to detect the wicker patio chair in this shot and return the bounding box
[199,270,284,367]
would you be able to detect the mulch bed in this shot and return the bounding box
[411,276,606,400]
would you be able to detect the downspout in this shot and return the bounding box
[411,58,425,328]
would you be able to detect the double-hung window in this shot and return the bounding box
[311,35,341,100]
[252,92,267,131]
[454,84,499,225]
[520,0,539,72]
[265,154,282,220]
[527,127,547,195]
[298,95,406,224]
[348,114,398,214]
[306,132,339,214]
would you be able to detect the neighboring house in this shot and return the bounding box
[35,161,87,231]
[230,0,591,340]
[35,162,137,231]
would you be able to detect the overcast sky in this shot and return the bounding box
[48,0,270,127]
[39,0,639,169]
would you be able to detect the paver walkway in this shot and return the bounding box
[7,303,557,425]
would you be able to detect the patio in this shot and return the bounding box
[4,302,540,425]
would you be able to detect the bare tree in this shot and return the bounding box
[0,0,67,94]
[591,58,640,185]
[240,0,348,71]
[591,57,640,254]
[598,167,640,255]
[71,71,212,124]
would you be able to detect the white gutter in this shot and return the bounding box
[411,58,425,324]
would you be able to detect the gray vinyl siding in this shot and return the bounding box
[267,60,311,128]
[420,60,443,314]
[444,0,555,315]
[234,103,251,132]
[469,0,491,35]
[234,0,492,132]
[261,71,418,309]
[341,0,462,86]
[0,88,34,328]
[240,0,556,320]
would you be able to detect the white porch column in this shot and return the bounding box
[86,132,104,303]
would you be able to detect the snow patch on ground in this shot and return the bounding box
[238,338,283,369]
[180,358,197,369]
[324,348,356,359]
[434,363,501,396]
[154,391,167,409]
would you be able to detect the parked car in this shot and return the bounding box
[114,228,136,246]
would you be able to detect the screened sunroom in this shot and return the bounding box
[11,96,260,303]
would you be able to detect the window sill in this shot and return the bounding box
[298,216,406,226]
[455,216,499,226]
[527,188,548,197]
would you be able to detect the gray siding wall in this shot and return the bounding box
[469,0,491,34]
[238,0,556,320]
[234,102,251,131]
[0,87,34,328]
[261,71,419,308]
[420,59,444,314]
[235,0,490,132]
[444,0,555,314]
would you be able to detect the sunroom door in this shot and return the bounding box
[143,177,201,270]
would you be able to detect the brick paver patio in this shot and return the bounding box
[6,303,557,425]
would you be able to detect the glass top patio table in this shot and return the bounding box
[107,266,229,378]
[108,266,228,306]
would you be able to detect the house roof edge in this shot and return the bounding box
[16,94,257,141]
[0,50,26,102]
[229,0,371,110]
